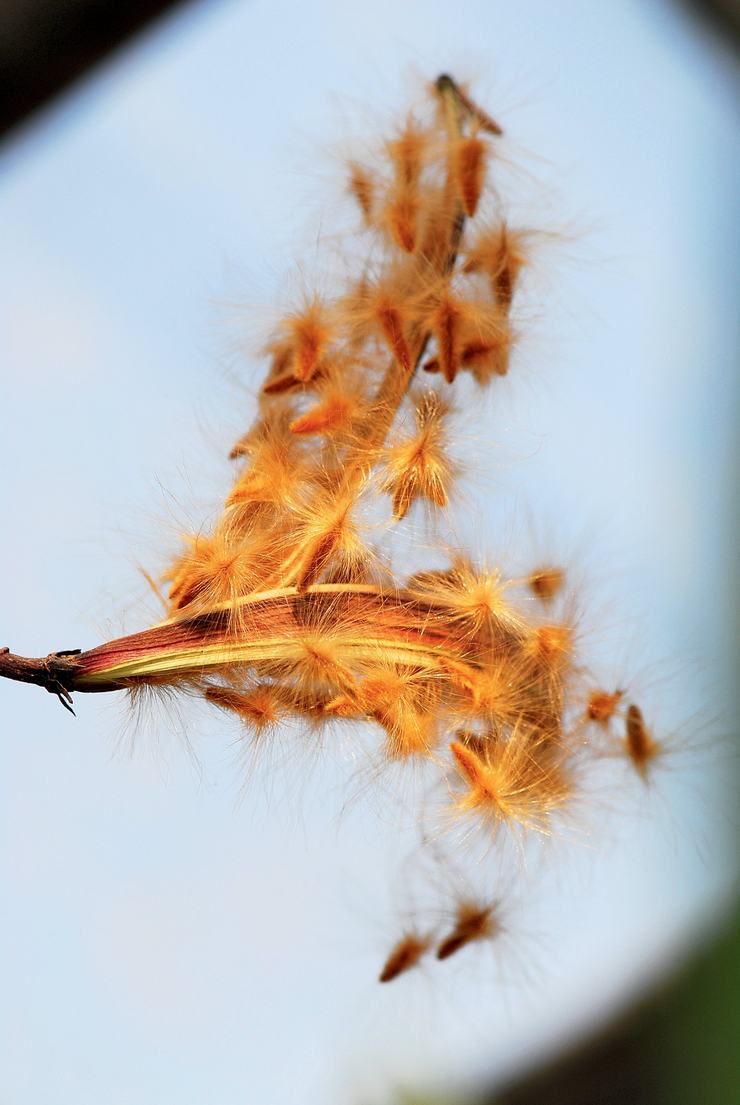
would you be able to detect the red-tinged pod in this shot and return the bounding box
[63,583,517,692]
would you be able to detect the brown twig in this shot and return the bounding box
[0,647,82,714]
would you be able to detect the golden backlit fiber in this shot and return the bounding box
[0,74,683,984]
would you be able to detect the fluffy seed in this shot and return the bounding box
[205,684,282,734]
[348,161,375,224]
[282,301,334,383]
[381,391,453,519]
[375,295,412,370]
[386,118,429,189]
[624,703,660,778]
[463,224,529,313]
[454,135,487,216]
[379,932,430,982]
[290,392,356,435]
[437,901,497,960]
[586,688,623,725]
[384,187,419,253]
[449,727,570,836]
[528,567,565,603]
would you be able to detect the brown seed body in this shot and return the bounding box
[349,162,374,223]
[586,688,623,725]
[455,136,487,216]
[386,190,418,253]
[376,299,412,370]
[379,933,429,982]
[625,703,659,777]
[437,902,496,960]
[528,567,565,603]
[432,294,463,383]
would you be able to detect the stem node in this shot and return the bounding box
[0,647,81,714]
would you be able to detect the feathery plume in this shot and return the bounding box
[0,74,690,987]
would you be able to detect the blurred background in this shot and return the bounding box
[0,2,738,1103]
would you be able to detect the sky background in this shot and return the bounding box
[0,1,738,1103]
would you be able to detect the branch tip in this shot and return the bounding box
[0,647,81,715]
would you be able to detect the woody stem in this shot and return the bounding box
[0,647,82,713]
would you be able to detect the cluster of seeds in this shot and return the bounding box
[379,901,499,983]
[3,76,668,981]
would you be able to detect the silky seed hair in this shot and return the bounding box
[0,74,687,983]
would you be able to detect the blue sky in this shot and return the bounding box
[0,2,738,1103]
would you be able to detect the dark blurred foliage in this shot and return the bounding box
[494,912,740,1105]
[0,0,186,137]
[380,907,740,1105]
[677,0,740,45]
[1,1,735,141]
